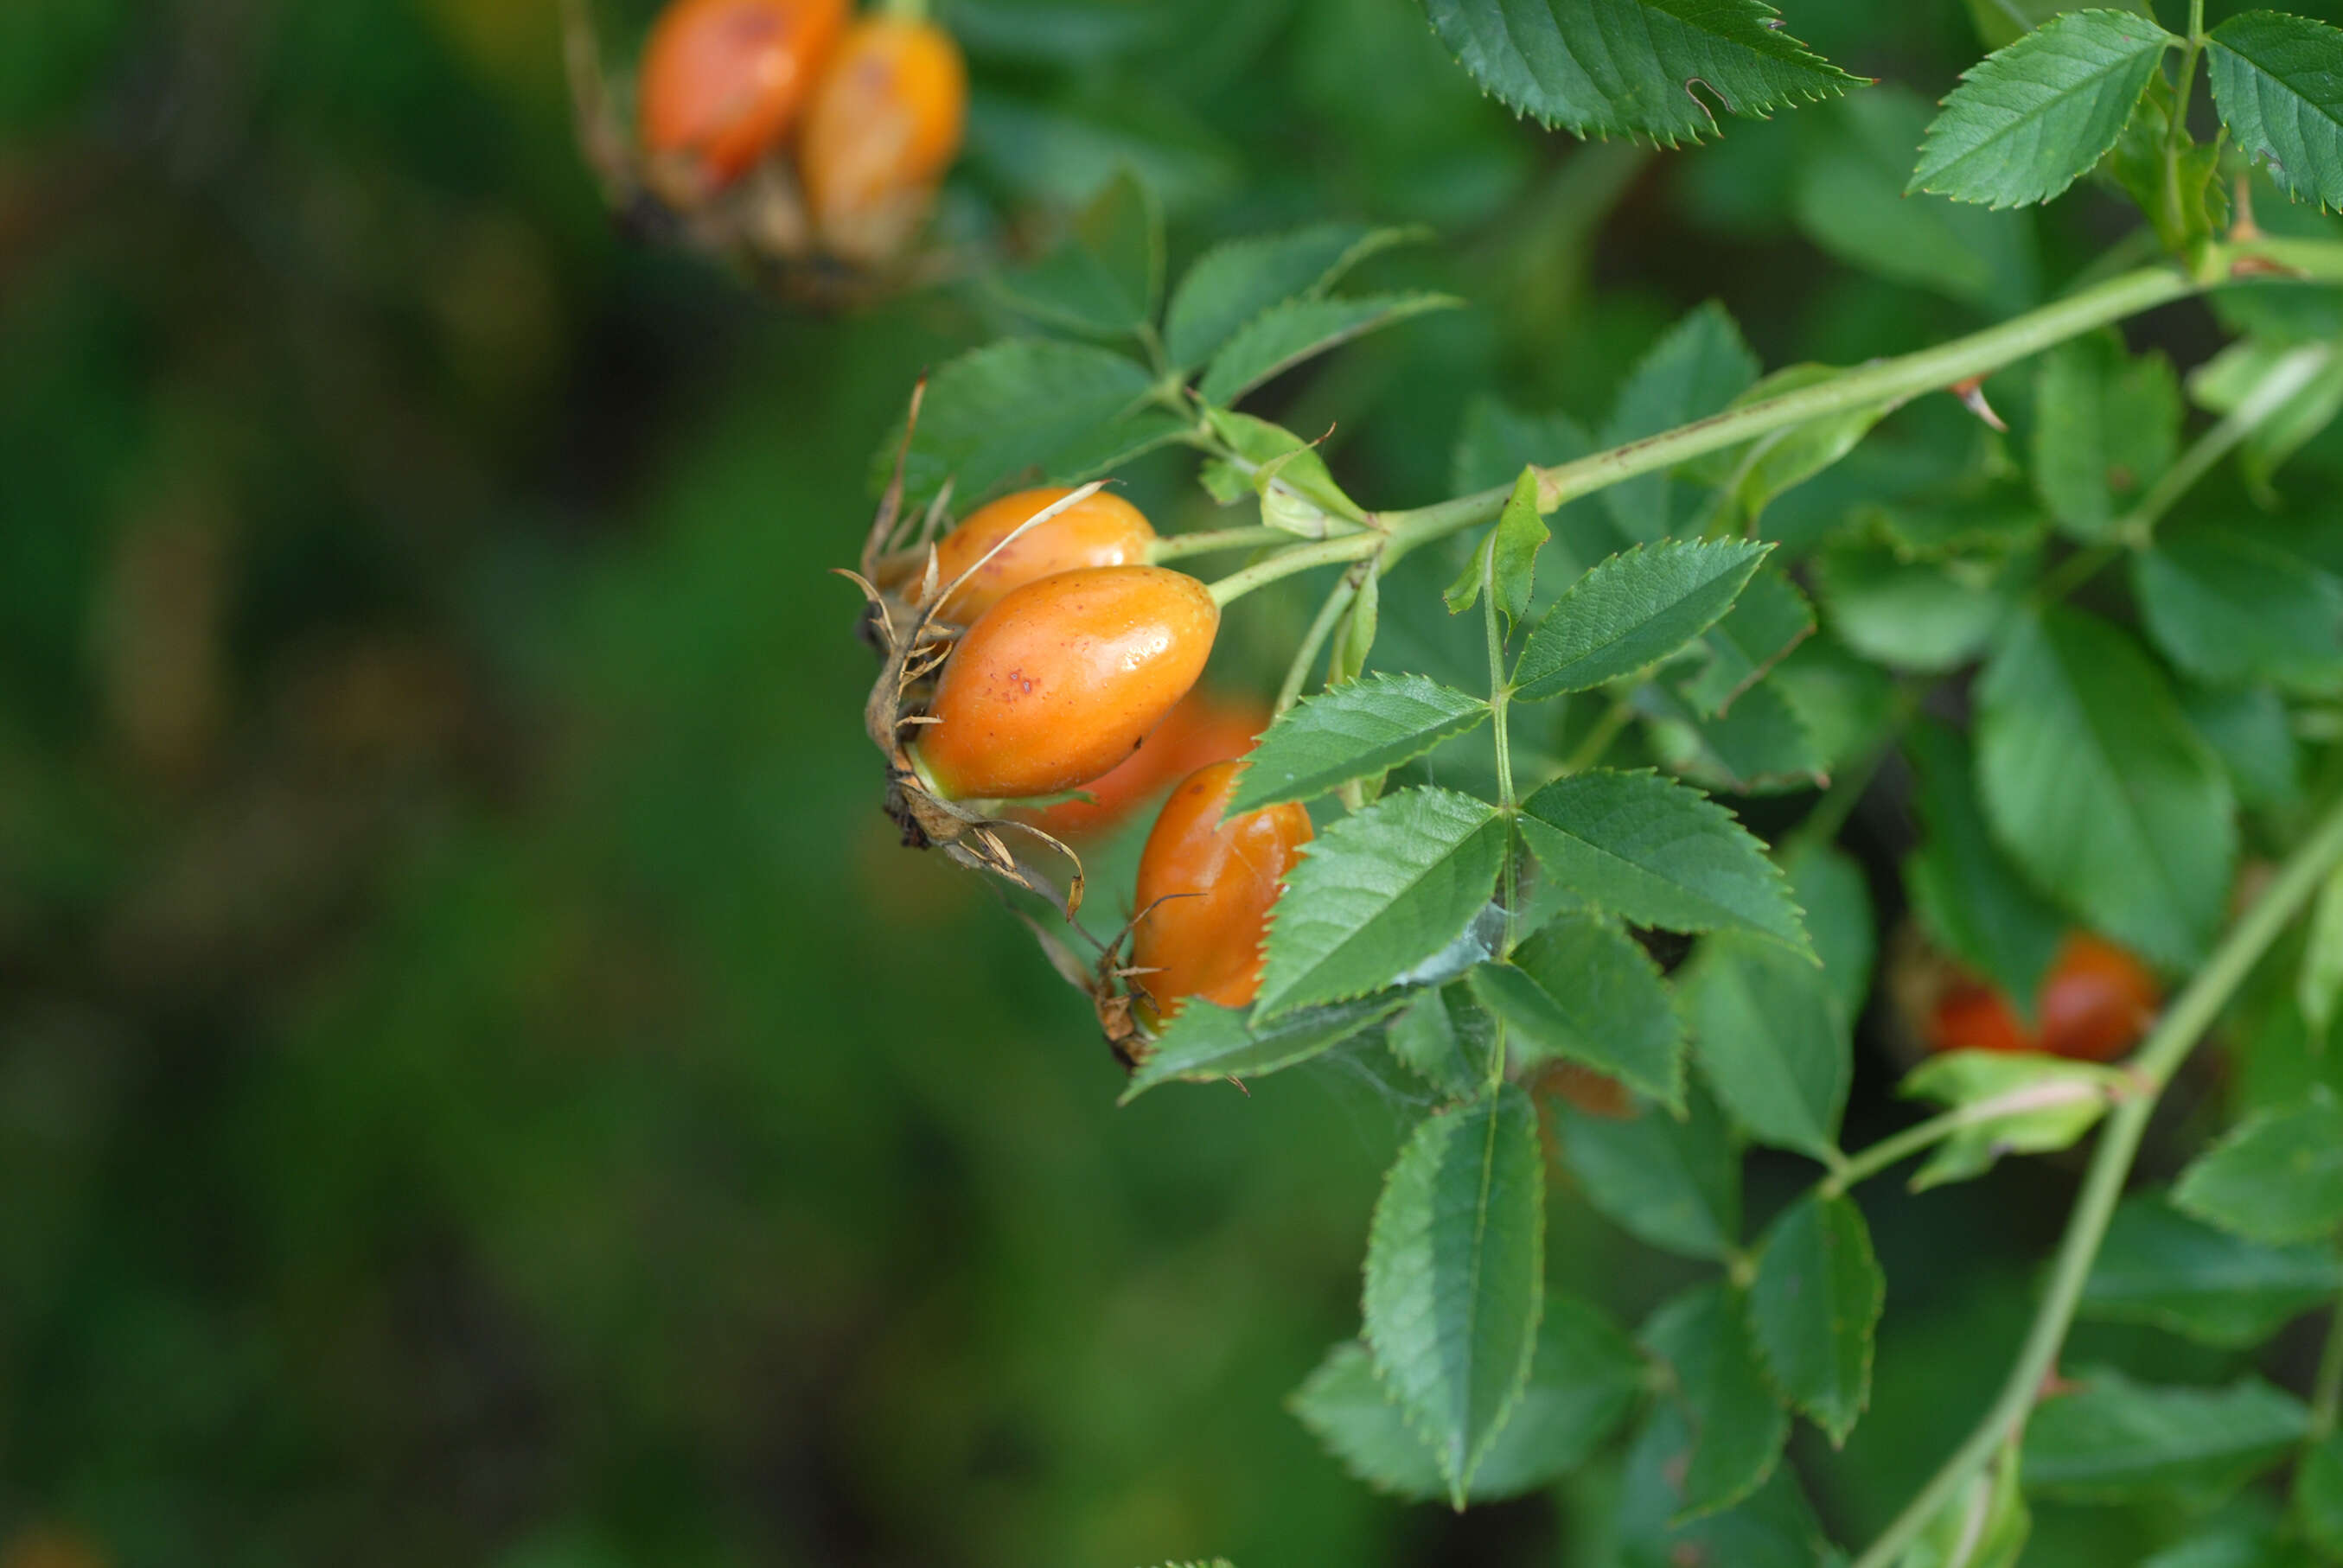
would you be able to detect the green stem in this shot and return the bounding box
[1206,533,1379,609]
[2313,1294,2343,1441]
[1385,265,2202,551]
[1485,551,1520,1088]
[1852,794,2343,1568]
[2126,340,2335,540]
[2167,0,2207,206]
[1276,570,1363,715]
[1148,525,1303,563]
[2034,340,2335,604]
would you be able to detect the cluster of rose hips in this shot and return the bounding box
[566,0,966,287]
[1921,932,2162,1063]
[847,468,1306,1056]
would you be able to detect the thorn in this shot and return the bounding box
[1948,375,2007,432]
[2231,175,2263,242]
[2231,254,2308,281]
[1224,1074,1251,1097]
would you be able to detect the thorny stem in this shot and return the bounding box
[1851,794,2343,1568]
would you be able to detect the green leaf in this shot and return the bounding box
[1558,1085,1740,1261]
[1291,1297,1644,1504]
[1748,1192,1882,1446]
[1641,1282,1790,1520]
[1229,675,1490,813]
[1684,931,1849,1163]
[2141,1518,2303,1568]
[1976,608,2236,969]
[1680,568,1815,717]
[987,169,1164,340]
[2109,70,2230,254]
[1469,914,1685,1107]
[1197,292,1460,407]
[1362,1086,1545,1506]
[2030,330,2180,542]
[1773,631,1903,776]
[1644,679,1831,796]
[2185,683,2303,814]
[2081,1192,2343,1348]
[882,339,1182,507]
[1254,787,1509,1019]
[2301,1431,2343,1558]
[1165,222,1422,370]
[1420,0,1861,147]
[1899,1049,2124,1190]
[1445,468,1549,634]
[2174,1091,2343,1245]
[1795,88,2041,314]
[2187,339,2343,492]
[1901,719,2066,1015]
[1452,396,1595,495]
[2207,10,2343,212]
[1964,0,2153,51]
[1818,540,2018,674]
[1513,540,1772,702]
[1856,495,2049,561]
[1909,10,2177,208]
[1618,1409,1835,1566]
[1897,1444,2030,1568]
[1786,843,1875,1023]
[2023,1371,2310,1507]
[2136,529,2343,696]
[1723,365,1895,526]
[1329,562,1381,688]
[1517,770,1810,953]
[2302,864,2343,1047]
[1199,408,1370,525]
[1602,303,1760,542]
[1387,985,1494,1100]
[1120,995,1413,1104]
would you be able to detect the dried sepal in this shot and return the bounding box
[846,404,1117,920]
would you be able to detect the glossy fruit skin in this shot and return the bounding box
[929,488,1157,624]
[915,566,1218,801]
[1131,761,1313,1020]
[1925,933,2161,1061]
[2035,933,2161,1061]
[639,0,847,188]
[1023,689,1267,839]
[799,17,967,261]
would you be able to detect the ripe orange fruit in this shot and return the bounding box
[638,0,847,188]
[2035,933,2161,1062]
[799,16,967,262]
[1131,761,1313,1021]
[1022,689,1269,839]
[927,488,1158,624]
[1924,933,2161,1062]
[915,565,1218,801]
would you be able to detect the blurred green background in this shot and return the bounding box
[6,1,2340,1564]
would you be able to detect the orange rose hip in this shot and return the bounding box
[799,16,967,261]
[914,565,1218,801]
[638,0,847,188]
[1132,761,1313,1019]
[928,488,1157,623]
